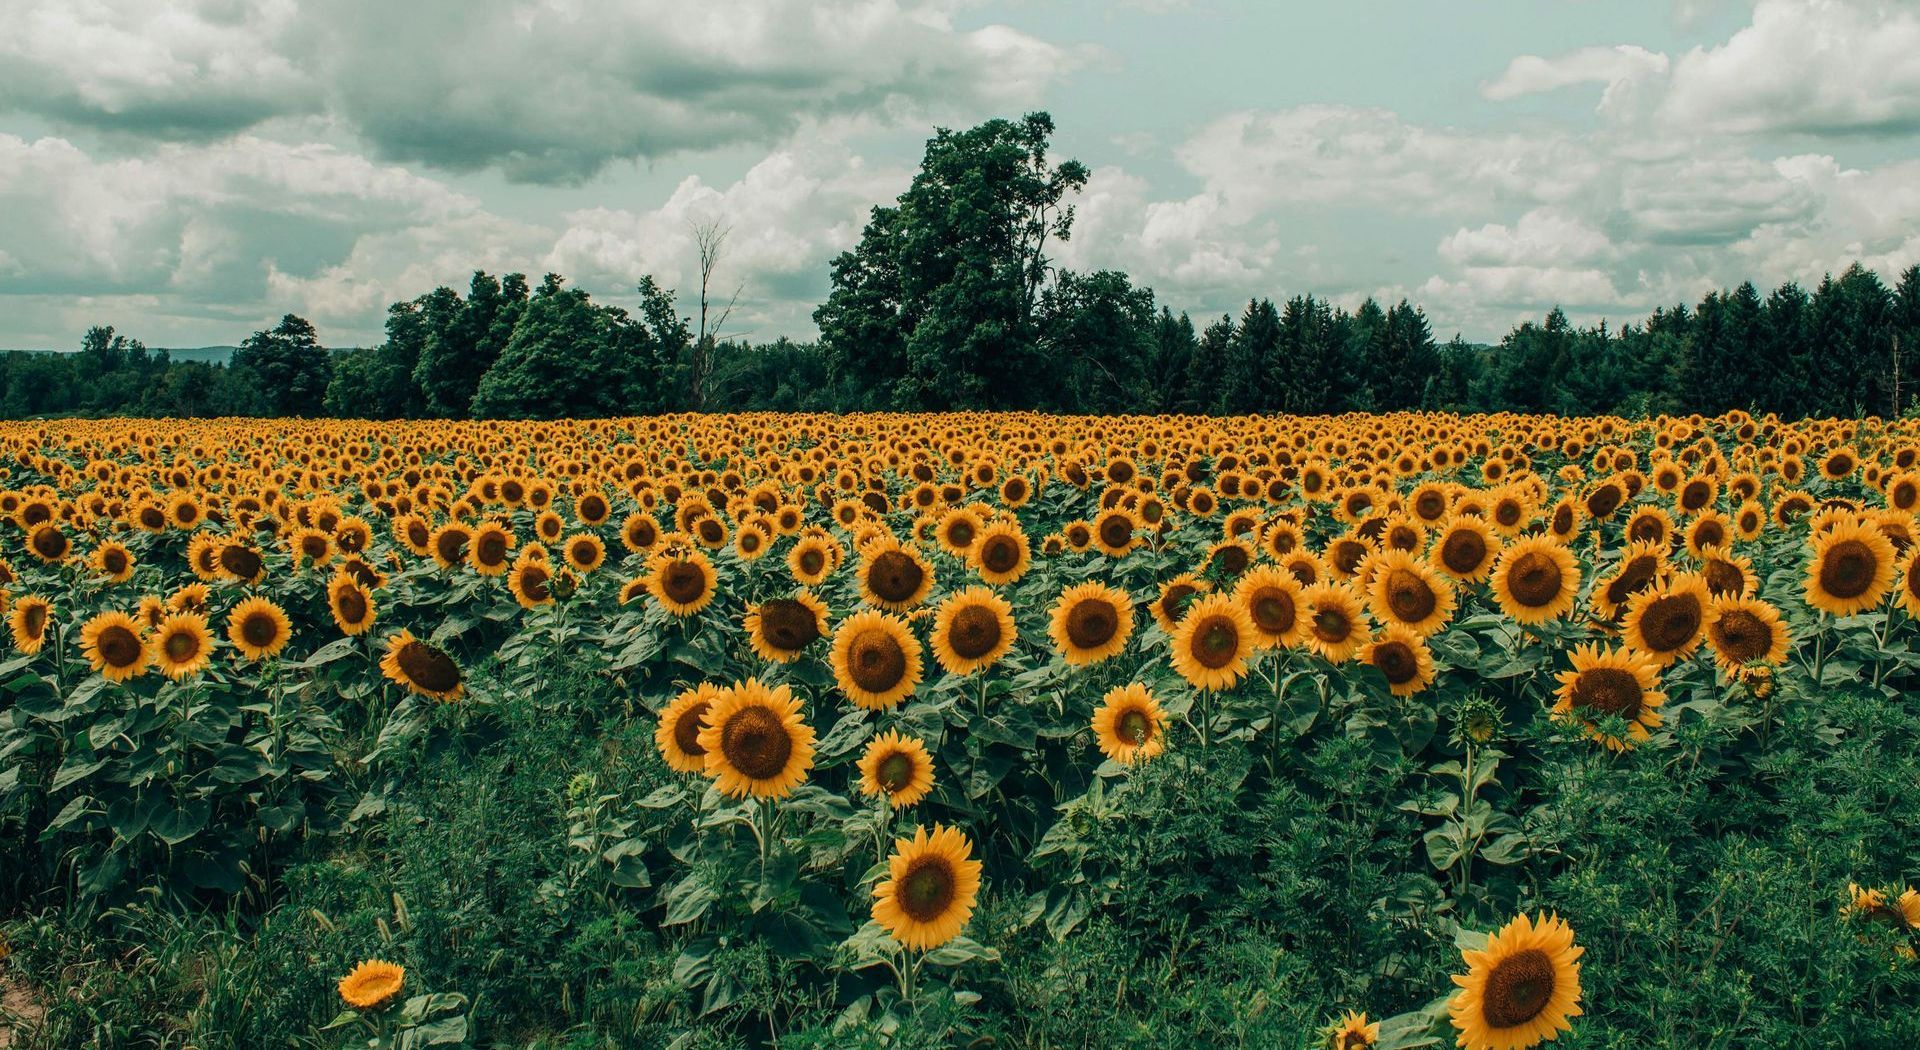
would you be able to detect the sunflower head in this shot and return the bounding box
[655,682,722,775]
[1554,642,1666,751]
[380,628,464,701]
[1449,913,1584,1050]
[1092,683,1167,765]
[1048,582,1135,667]
[152,611,215,680]
[831,610,924,709]
[871,824,984,951]
[338,959,405,1011]
[696,679,816,799]
[746,592,829,663]
[1169,594,1255,692]
[858,730,936,807]
[228,596,293,661]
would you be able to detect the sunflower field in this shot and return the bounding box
[0,411,1918,1049]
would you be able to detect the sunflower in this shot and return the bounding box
[746,591,830,663]
[1591,539,1667,620]
[1232,566,1304,649]
[1169,594,1255,691]
[327,572,377,635]
[563,532,606,574]
[1047,582,1135,666]
[1149,573,1209,634]
[648,550,717,617]
[1704,596,1790,674]
[1449,913,1584,1050]
[1621,573,1710,668]
[1367,548,1456,636]
[831,610,923,709]
[858,730,936,807]
[871,824,984,951]
[216,539,266,584]
[1804,518,1895,617]
[1491,537,1580,625]
[1899,548,1920,618]
[696,678,816,799]
[8,595,52,652]
[1362,625,1436,697]
[789,535,837,586]
[1091,506,1141,557]
[467,521,515,576]
[620,512,660,554]
[508,553,556,609]
[80,610,148,682]
[655,682,721,775]
[227,597,293,661]
[936,506,984,557]
[970,520,1032,585]
[88,541,137,584]
[152,611,215,679]
[930,586,1016,675]
[1554,643,1667,751]
[1431,517,1502,583]
[1327,1011,1380,1050]
[337,959,405,1011]
[1696,545,1755,600]
[857,541,934,612]
[1092,683,1168,765]
[1300,582,1372,664]
[380,628,464,701]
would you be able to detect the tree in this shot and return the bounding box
[415,271,528,417]
[690,219,742,410]
[1036,269,1158,412]
[816,112,1089,409]
[231,314,330,416]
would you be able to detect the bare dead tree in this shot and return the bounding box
[691,219,742,410]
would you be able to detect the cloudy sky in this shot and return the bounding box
[2,0,1918,350]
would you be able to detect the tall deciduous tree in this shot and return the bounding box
[232,314,330,417]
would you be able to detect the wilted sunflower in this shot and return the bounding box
[1490,537,1580,625]
[1804,518,1895,617]
[655,682,721,775]
[970,520,1031,585]
[1449,913,1584,1050]
[1232,567,1303,649]
[337,959,405,1011]
[1621,573,1710,668]
[1554,643,1666,751]
[1327,1011,1380,1050]
[872,824,983,951]
[1169,594,1255,691]
[380,628,464,701]
[1300,582,1372,664]
[831,610,924,709]
[930,586,1016,675]
[746,592,829,663]
[1431,516,1502,583]
[697,678,816,799]
[1362,624,1436,697]
[1092,683,1167,765]
[327,572,377,635]
[1048,582,1135,667]
[152,611,215,679]
[1366,548,1456,636]
[80,610,148,682]
[648,550,717,617]
[227,597,292,661]
[858,730,936,808]
[1704,595,1790,674]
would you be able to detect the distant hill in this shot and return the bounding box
[153,346,239,365]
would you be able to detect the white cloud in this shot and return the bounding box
[1483,45,1670,117]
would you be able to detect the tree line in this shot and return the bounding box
[6,112,1919,421]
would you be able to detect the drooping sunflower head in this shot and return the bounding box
[746,591,829,663]
[1491,537,1580,625]
[1092,682,1167,765]
[858,730,936,807]
[1448,912,1584,1050]
[380,628,464,701]
[831,610,924,709]
[655,682,722,775]
[1553,642,1666,751]
[227,596,293,661]
[931,586,1016,676]
[1047,581,1135,667]
[871,823,984,951]
[696,678,816,799]
[1169,594,1255,692]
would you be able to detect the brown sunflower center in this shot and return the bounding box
[1638,593,1702,651]
[1572,667,1643,719]
[672,701,710,759]
[1064,599,1120,650]
[1190,617,1241,669]
[659,561,708,604]
[945,521,976,548]
[335,586,370,624]
[1506,551,1565,608]
[897,856,958,923]
[1480,948,1557,1030]
[867,551,925,603]
[1373,641,1418,684]
[1441,530,1487,575]
[1585,485,1623,518]
[1383,568,1438,623]
[433,531,465,564]
[1702,559,1745,597]
[164,629,203,663]
[980,536,1021,574]
[1330,541,1367,576]
[22,604,47,637]
[1097,514,1133,550]
[1117,708,1152,746]
[519,565,552,602]
[721,705,793,781]
[476,532,508,566]
[31,529,68,560]
[876,751,915,793]
[797,547,826,576]
[219,544,261,580]
[102,548,130,575]
[848,628,909,693]
[398,640,461,694]
[240,611,280,648]
[1248,588,1296,636]
[1818,539,1877,599]
[1415,491,1448,520]
[1159,583,1200,625]
[1710,609,1770,662]
[945,604,1003,661]
[569,540,597,564]
[1605,556,1659,608]
[98,625,143,668]
[1313,607,1353,643]
[755,600,818,652]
